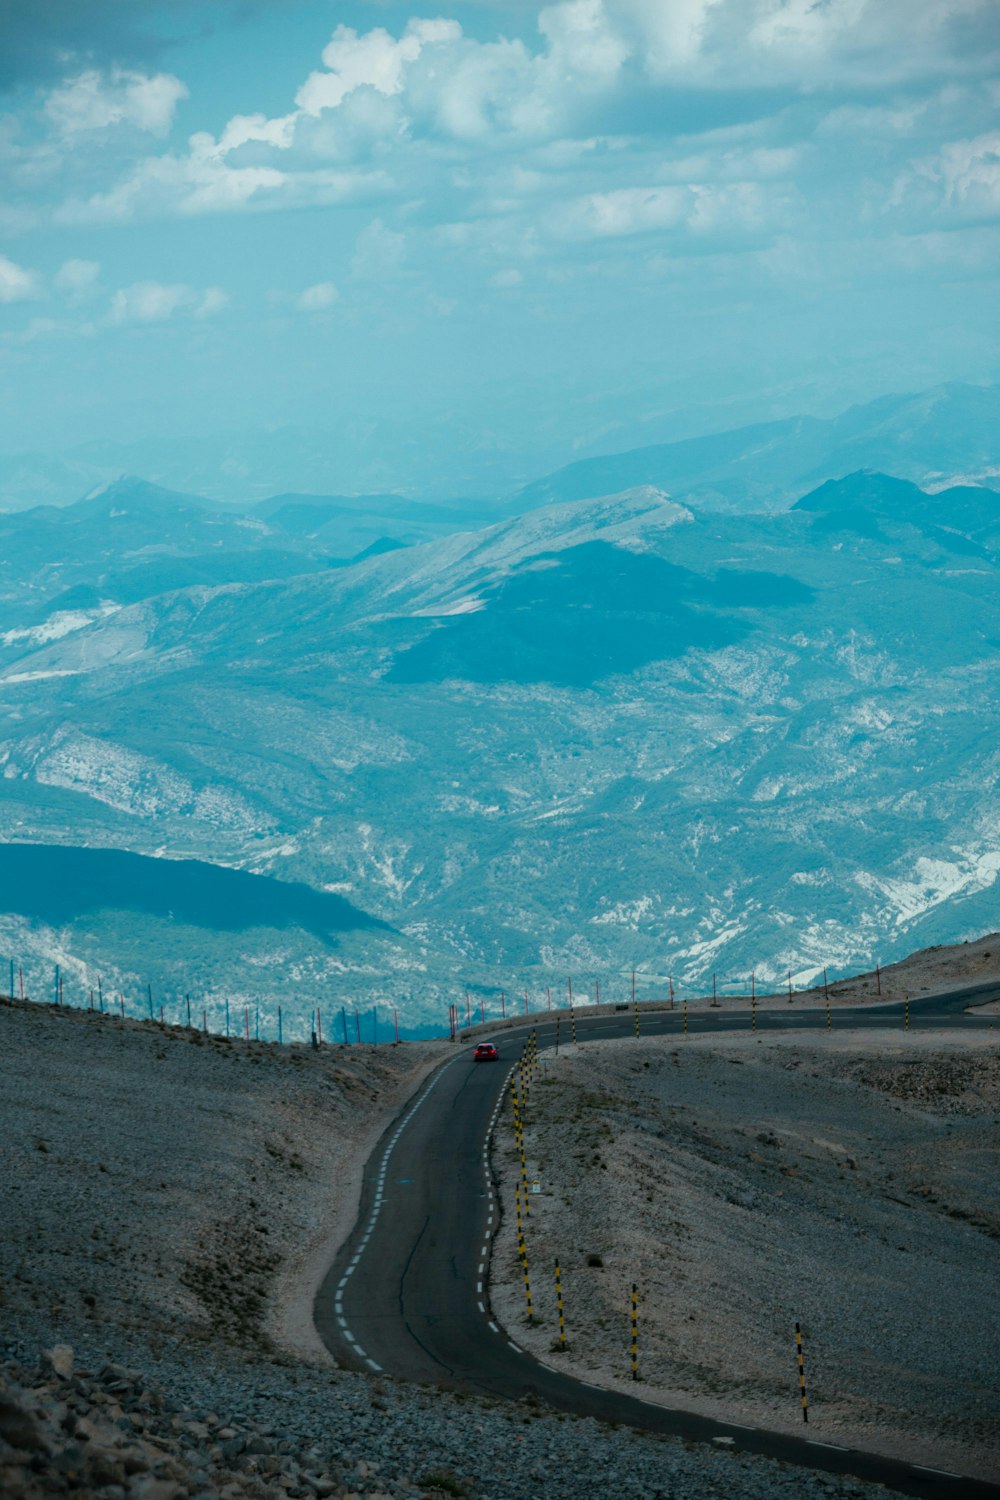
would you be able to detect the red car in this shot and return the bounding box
[473,1042,499,1062]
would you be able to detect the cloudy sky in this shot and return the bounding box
[0,0,998,491]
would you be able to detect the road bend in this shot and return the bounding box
[314,982,1000,1500]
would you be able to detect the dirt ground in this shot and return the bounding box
[0,996,447,1364]
[489,1026,1000,1482]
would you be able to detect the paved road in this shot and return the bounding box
[314,984,1000,1499]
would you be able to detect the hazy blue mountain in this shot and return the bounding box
[0,476,355,635]
[2,381,997,521]
[1,469,997,1029]
[516,383,1000,516]
[794,469,1000,550]
[256,489,498,557]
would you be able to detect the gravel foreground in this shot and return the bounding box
[491,1029,1000,1482]
[0,994,906,1499]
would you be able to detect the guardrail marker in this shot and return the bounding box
[554,1259,566,1350]
[631,1284,639,1380]
[521,1237,534,1322]
[795,1322,809,1422]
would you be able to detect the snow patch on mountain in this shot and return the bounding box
[1,608,118,649]
[857,851,1000,926]
[28,728,267,836]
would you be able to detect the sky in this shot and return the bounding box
[0,0,998,494]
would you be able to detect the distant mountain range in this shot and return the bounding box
[515,382,1000,515]
[0,449,997,1028]
[1,381,997,515]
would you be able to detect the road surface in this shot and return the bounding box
[315,984,1000,1499]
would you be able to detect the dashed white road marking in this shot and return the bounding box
[334,1053,463,1369]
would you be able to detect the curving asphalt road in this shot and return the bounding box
[314,984,1000,1499]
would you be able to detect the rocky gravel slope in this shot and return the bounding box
[0,994,902,1498]
[491,1029,1000,1481]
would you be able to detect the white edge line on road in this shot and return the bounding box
[334,1052,464,1368]
[489,1321,499,1333]
[912,1467,961,1478]
[805,1441,848,1451]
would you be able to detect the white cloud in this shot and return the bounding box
[619,0,998,85]
[55,135,387,224]
[933,129,1000,210]
[55,258,101,298]
[0,255,41,302]
[45,68,189,137]
[892,129,1000,216]
[296,281,339,311]
[351,217,407,278]
[556,184,688,237]
[296,18,462,115]
[20,0,1000,255]
[491,268,524,287]
[108,281,227,324]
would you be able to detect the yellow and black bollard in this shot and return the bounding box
[904,995,910,1031]
[683,995,688,1036]
[795,1322,809,1423]
[751,991,757,1033]
[521,1240,534,1322]
[630,1283,639,1380]
[554,1259,566,1350]
[634,995,640,1038]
